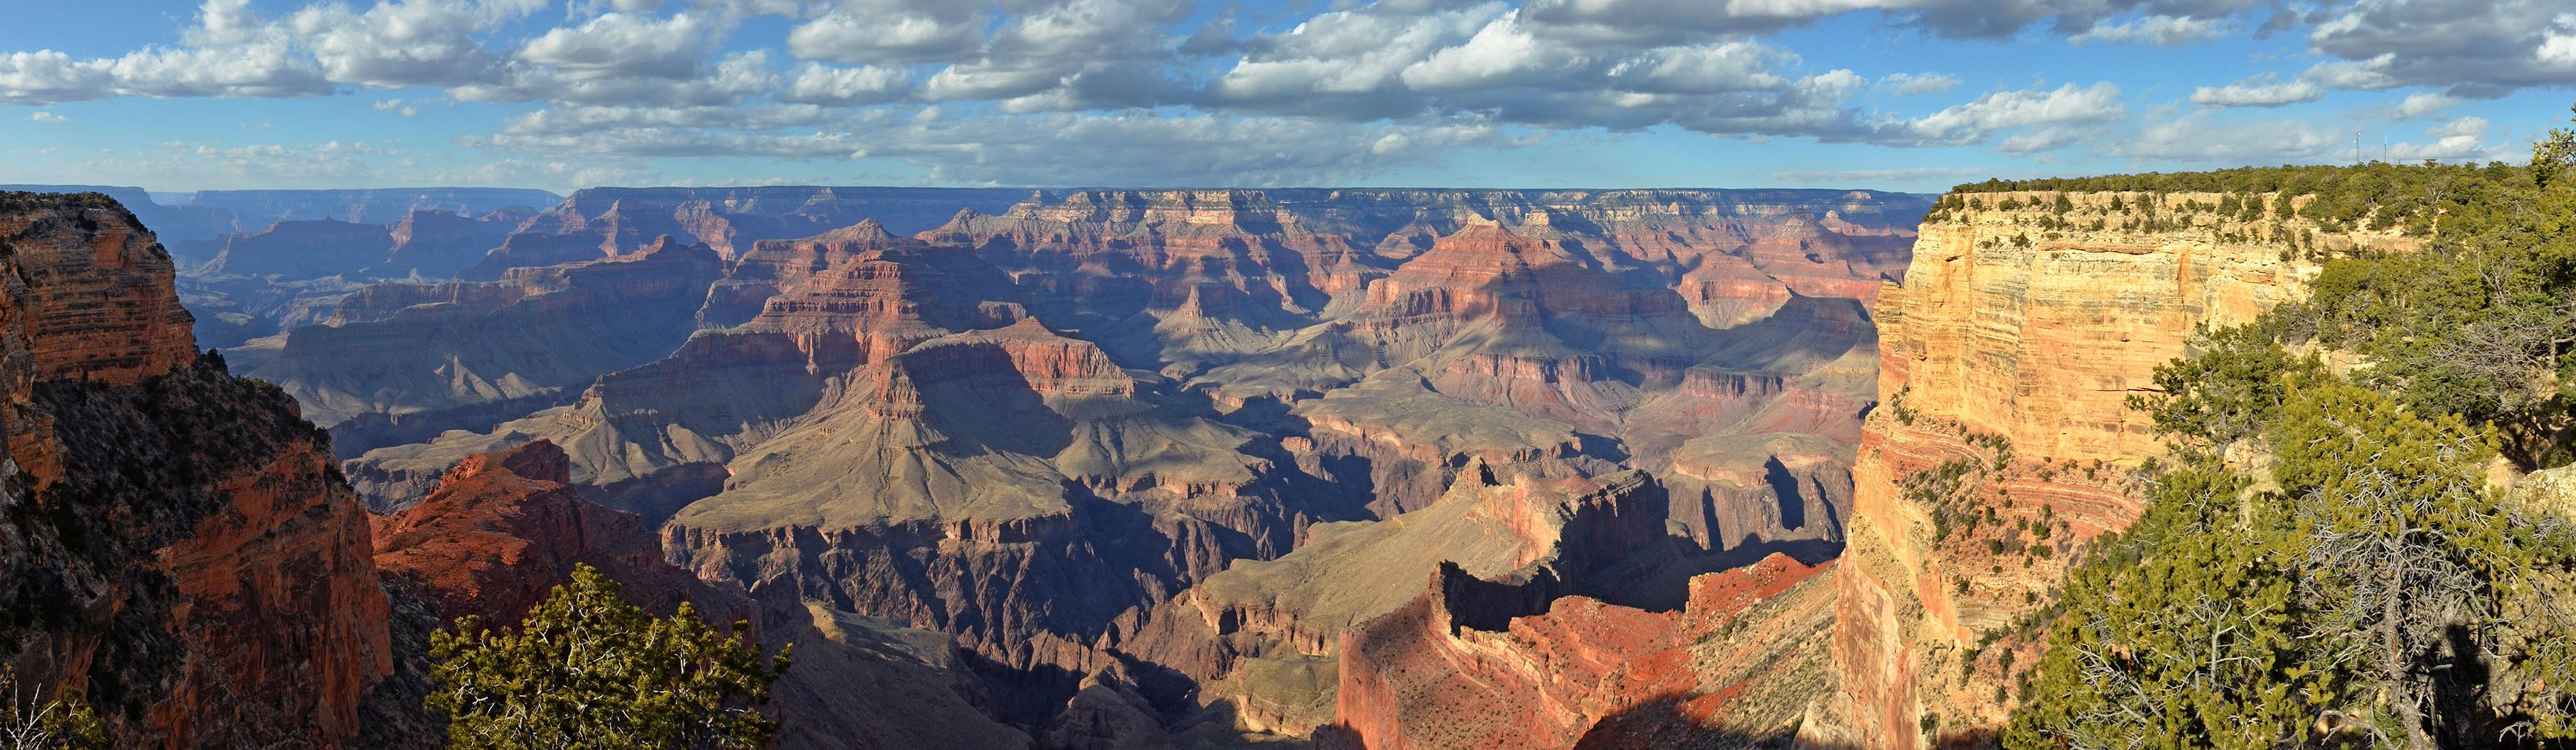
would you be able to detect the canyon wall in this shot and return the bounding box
[0,193,392,748]
[1802,190,2412,748]
[210,185,1937,743]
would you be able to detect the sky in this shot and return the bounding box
[0,0,2572,193]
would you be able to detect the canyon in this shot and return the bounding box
[11,181,2345,748]
[177,184,1923,746]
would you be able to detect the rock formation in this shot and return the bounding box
[1802,190,2414,749]
[0,192,392,747]
[299,187,1931,743]
[368,438,1035,750]
[1326,553,1836,749]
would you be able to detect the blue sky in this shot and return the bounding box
[1,0,2572,193]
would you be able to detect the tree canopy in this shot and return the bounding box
[2004,108,2576,749]
[426,565,791,750]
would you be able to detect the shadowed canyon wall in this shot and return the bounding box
[0,193,393,747]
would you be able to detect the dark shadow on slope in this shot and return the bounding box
[1764,456,1807,531]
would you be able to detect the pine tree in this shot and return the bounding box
[427,565,791,750]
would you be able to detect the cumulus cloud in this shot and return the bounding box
[2070,15,2232,46]
[27,111,64,123]
[2385,115,2502,162]
[780,63,910,105]
[787,0,989,64]
[2190,73,2324,107]
[1904,82,2126,147]
[2307,0,2576,97]
[518,12,719,80]
[2389,91,2457,119]
[2115,112,2339,163]
[1878,72,1960,95]
[7,0,2570,188]
[285,0,541,88]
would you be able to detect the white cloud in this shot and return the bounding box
[2190,73,2323,107]
[374,98,420,117]
[2307,0,2576,96]
[27,111,65,123]
[2386,115,2501,162]
[518,12,718,80]
[1878,72,1959,95]
[2115,112,2337,163]
[1906,82,2126,147]
[780,63,910,105]
[2070,15,2231,46]
[2389,91,2457,119]
[285,0,542,88]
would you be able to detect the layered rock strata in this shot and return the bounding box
[0,193,391,748]
[1803,190,2412,748]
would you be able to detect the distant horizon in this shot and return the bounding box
[11,182,1966,201]
[7,1,2572,194]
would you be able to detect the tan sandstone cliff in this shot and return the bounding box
[1802,190,2411,748]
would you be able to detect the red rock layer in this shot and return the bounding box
[0,192,391,749]
[0,198,197,390]
[372,440,699,622]
[1324,554,1833,749]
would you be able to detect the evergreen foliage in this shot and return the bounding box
[2004,109,2576,749]
[426,565,791,750]
[0,666,103,750]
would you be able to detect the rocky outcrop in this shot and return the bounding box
[1142,468,1670,738]
[372,439,696,622]
[1804,190,2414,749]
[0,192,391,748]
[367,438,1034,750]
[1325,553,1836,749]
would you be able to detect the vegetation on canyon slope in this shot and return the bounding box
[0,665,103,750]
[2004,112,2576,748]
[427,565,791,750]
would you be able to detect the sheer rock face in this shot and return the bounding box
[0,193,391,749]
[0,199,198,393]
[372,439,693,622]
[1137,468,1669,738]
[1806,191,2410,749]
[1323,553,1835,750]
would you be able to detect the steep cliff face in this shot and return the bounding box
[1135,468,1668,737]
[1326,553,1836,750]
[1804,190,2412,748]
[0,193,391,748]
